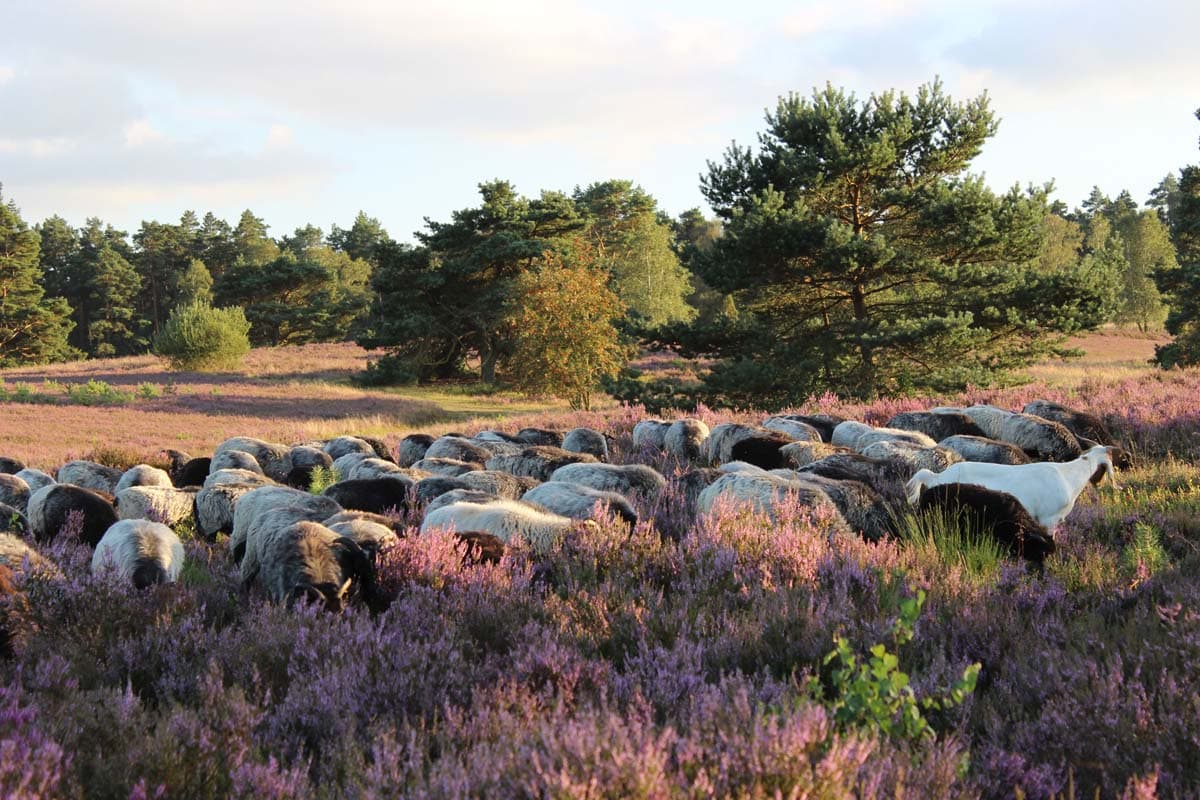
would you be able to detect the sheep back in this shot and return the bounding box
[886,411,986,441]
[92,519,185,587]
[917,482,1056,562]
[27,484,118,547]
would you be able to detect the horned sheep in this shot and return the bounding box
[92,520,185,588]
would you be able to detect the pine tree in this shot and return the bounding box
[1155,109,1200,366]
[0,190,77,367]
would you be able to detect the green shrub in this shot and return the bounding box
[153,302,251,372]
[66,379,133,405]
[307,466,342,495]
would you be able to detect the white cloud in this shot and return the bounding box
[265,124,294,150]
[0,66,14,83]
[122,119,166,148]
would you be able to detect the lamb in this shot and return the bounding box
[522,481,638,527]
[56,460,122,494]
[322,477,414,516]
[632,419,671,453]
[457,470,537,500]
[116,486,197,527]
[938,435,1031,466]
[211,448,267,477]
[548,462,667,497]
[0,457,25,474]
[425,436,495,465]
[421,499,595,554]
[762,416,823,443]
[397,434,435,467]
[663,419,710,463]
[13,468,54,493]
[0,475,30,515]
[411,457,482,477]
[915,482,1056,562]
[953,405,1081,463]
[730,431,797,470]
[27,484,119,547]
[213,436,291,482]
[114,464,174,495]
[195,483,260,540]
[485,447,599,482]
[697,471,848,529]
[229,486,342,568]
[859,441,962,474]
[244,520,379,612]
[516,428,564,447]
[92,520,185,588]
[562,427,609,461]
[905,445,1118,530]
[885,411,987,442]
[323,436,377,461]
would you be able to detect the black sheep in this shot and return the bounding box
[917,482,1056,562]
[322,478,413,516]
[886,411,987,442]
[730,432,794,470]
[0,457,25,475]
[27,484,119,547]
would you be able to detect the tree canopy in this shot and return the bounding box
[1155,108,1200,366]
[666,79,1114,405]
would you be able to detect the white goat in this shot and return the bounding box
[905,445,1118,530]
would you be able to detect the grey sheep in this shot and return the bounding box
[702,423,775,466]
[27,484,119,547]
[116,486,197,527]
[696,471,846,528]
[425,436,494,465]
[779,441,846,468]
[515,428,564,447]
[397,434,435,467]
[562,427,609,461]
[485,446,599,482]
[425,489,501,515]
[457,470,537,500]
[631,419,671,453]
[762,416,823,443]
[411,457,482,477]
[92,520,185,588]
[663,419,710,463]
[195,483,260,540]
[57,460,122,494]
[0,475,31,515]
[548,462,667,497]
[282,446,334,488]
[859,440,962,474]
[938,435,1032,466]
[323,436,377,460]
[230,486,342,569]
[244,519,378,612]
[115,464,174,495]
[955,405,1082,462]
[14,468,55,493]
[522,481,638,527]
[885,411,987,442]
[211,449,264,475]
[322,514,400,560]
[414,475,472,505]
[204,468,275,489]
[213,436,291,482]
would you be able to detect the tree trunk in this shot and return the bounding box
[480,336,497,384]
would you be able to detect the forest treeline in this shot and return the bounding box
[2,81,1198,408]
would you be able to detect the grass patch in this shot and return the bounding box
[896,507,1007,583]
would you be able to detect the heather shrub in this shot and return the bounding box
[153,301,251,372]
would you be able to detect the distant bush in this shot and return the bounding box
[153,302,251,372]
[66,379,133,406]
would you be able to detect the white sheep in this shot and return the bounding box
[696,471,843,523]
[905,445,1118,530]
[204,468,275,489]
[92,520,185,588]
[631,419,671,452]
[213,436,291,482]
[562,427,609,461]
[322,436,377,460]
[56,460,122,494]
[762,417,823,443]
[420,498,594,554]
[195,483,259,540]
[522,481,638,526]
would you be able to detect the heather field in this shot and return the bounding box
[3,336,1200,798]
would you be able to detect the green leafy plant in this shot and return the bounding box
[152,301,251,372]
[809,590,980,744]
[307,466,343,496]
[66,380,133,406]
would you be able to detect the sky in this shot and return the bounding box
[1,0,1197,243]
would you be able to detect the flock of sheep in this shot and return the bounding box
[0,398,1127,625]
